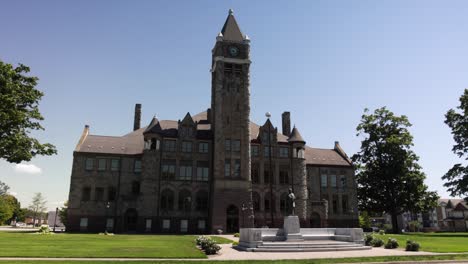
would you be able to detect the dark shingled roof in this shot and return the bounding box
[75,111,351,166]
[288,126,305,143]
[221,9,244,42]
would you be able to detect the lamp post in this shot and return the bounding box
[266,112,274,227]
[53,207,58,232]
[105,202,110,232]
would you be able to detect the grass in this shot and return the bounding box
[373,232,468,253]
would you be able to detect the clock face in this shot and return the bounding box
[228,46,239,57]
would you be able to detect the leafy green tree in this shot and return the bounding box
[0,197,13,225]
[0,60,57,163]
[58,201,68,228]
[359,211,372,229]
[0,180,9,196]
[3,195,21,222]
[352,107,439,233]
[442,89,468,201]
[28,192,47,226]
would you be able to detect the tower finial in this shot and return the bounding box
[229,9,234,15]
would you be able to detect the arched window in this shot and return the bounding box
[264,192,276,212]
[252,192,260,211]
[160,189,174,211]
[178,189,192,211]
[196,190,209,212]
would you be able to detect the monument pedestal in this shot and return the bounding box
[283,215,304,241]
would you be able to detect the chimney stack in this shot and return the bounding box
[134,104,142,131]
[282,111,291,137]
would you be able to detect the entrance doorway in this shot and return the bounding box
[226,205,239,233]
[125,208,138,232]
[310,212,321,228]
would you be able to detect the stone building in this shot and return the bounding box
[67,10,358,233]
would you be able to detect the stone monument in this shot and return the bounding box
[283,189,303,241]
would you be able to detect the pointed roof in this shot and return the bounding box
[144,116,162,134]
[220,9,244,42]
[288,126,305,143]
[180,112,195,126]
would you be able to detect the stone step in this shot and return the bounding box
[251,246,372,252]
[258,243,362,248]
[261,240,351,246]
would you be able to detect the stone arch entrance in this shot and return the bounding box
[310,212,321,228]
[124,208,138,232]
[226,205,239,233]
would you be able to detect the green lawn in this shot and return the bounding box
[374,232,468,253]
[0,232,229,258]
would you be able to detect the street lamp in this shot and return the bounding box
[105,202,110,232]
[53,207,58,232]
[265,112,274,227]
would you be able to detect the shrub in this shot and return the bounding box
[232,241,239,246]
[406,240,420,251]
[378,229,385,235]
[195,236,209,246]
[234,232,240,237]
[195,236,221,255]
[371,237,384,247]
[383,224,393,233]
[364,233,374,246]
[38,225,50,234]
[384,237,399,249]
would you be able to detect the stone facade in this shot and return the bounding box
[67,10,359,234]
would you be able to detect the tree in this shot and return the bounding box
[442,89,468,201]
[0,197,13,225]
[359,211,371,230]
[28,192,47,226]
[0,60,57,163]
[58,201,68,228]
[0,180,9,196]
[352,107,439,233]
[2,194,21,223]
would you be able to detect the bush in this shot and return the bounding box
[371,238,384,247]
[406,240,420,251]
[38,225,50,234]
[234,232,240,237]
[195,236,221,255]
[195,236,209,246]
[364,233,375,246]
[383,224,393,233]
[232,241,239,246]
[378,229,385,235]
[384,237,399,249]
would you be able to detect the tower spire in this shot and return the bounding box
[220,9,244,42]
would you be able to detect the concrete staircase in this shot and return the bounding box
[250,240,371,252]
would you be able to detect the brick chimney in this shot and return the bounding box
[134,104,141,131]
[282,111,291,137]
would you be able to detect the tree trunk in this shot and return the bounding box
[391,212,400,234]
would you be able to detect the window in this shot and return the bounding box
[80,218,88,228]
[264,198,270,211]
[160,189,174,210]
[251,145,259,157]
[132,181,140,195]
[332,195,338,214]
[134,160,142,173]
[232,140,240,152]
[85,158,94,171]
[265,194,275,212]
[182,141,192,153]
[234,159,241,177]
[98,159,106,171]
[342,195,348,213]
[297,148,305,159]
[279,169,289,184]
[164,140,176,152]
[251,166,259,184]
[262,132,274,144]
[321,174,327,188]
[162,160,176,180]
[280,193,289,214]
[279,147,289,158]
[198,220,206,230]
[224,159,231,177]
[196,161,209,181]
[252,192,260,211]
[196,191,208,211]
[108,187,116,201]
[225,139,231,151]
[198,142,209,153]
[82,187,91,201]
[95,187,104,201]
[162,219,170,229]
[178,190,192,211]
[180,219,188,232]
[179,162,192,180]
[111,159,120,171]
[224,63,233,73]
[330,174,337,188]
[340,175,347,189]
[145,219,152,231]
[106,218,114,231]
[264,146,270,157]
[264,170,273,184]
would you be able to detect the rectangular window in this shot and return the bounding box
[251,166,259,184]
[332,195,338,214]
[180,219,188,233]
[262,132,274,144]
[98,158,106,171]
[225,139,231,151]
[251,145,259,157]
[164,140,176,152]
[234,159,241,177]
[134,160,142,173]
[182,141,192,153]
[95,187,104,201]
[264,199,270,211]
[132,181,140,195]
[279,147,289,158]
[196,161,209,181]
[224,159,231,177]
[145,219,152,231]
[198,220,206,230]
[342,195,348,213]
[264,146,271,157]
[82,187,91,201]
[264,170,272,184]
[340,175,347,189]
[111,159,120,171]
[85,158,94,171]
[80,218,88,228]
[162,160,176,180]
[321,174,328,188]
[179,161,192,181]
[106,218,114,231]
[232,140,240,152]
[198,142,209,153]
[162,219,170,230]
[108,187,116,201]
[330,174,337,188]
[279,169,289,184]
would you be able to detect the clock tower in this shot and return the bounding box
[209,10,253,232]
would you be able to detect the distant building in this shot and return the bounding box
[47,211,65,228]
[67,10,359,233]
[437,199,468,232]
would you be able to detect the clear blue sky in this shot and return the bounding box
[1,0,466,210]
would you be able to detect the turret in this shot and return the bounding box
[288,126,308,224]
